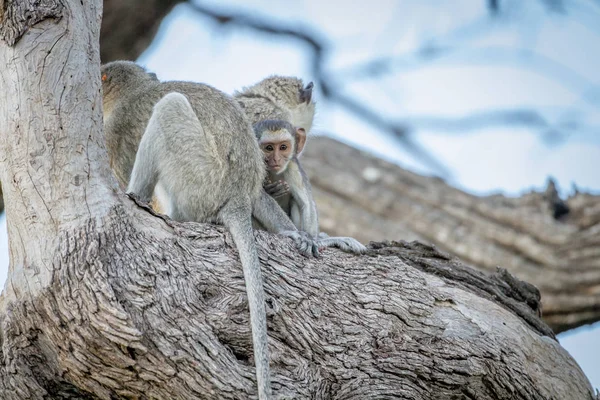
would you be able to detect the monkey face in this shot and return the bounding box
[260,139,293,174]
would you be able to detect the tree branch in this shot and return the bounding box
[1,202,593,398]
[0,1,595,397]
[303,136,600,333]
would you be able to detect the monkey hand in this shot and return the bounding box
[280,230,320,258]
[264,179,290,199]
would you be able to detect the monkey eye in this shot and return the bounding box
[265,145,274,151]
[280,144,288,151]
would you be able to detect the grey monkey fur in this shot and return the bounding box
[254,120,317,233]
[235,75,315,132]
[253,119,366,254]
[102,61,319,399]
[237,77,366,254]
[101,62,317,255]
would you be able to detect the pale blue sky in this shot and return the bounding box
[1,0,599,390]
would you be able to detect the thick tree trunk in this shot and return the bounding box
[303,137,600,334]
[0,1,595,398]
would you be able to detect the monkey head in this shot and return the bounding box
[254,119,306,175]
[238,76,316,133]
[100,61,159,115]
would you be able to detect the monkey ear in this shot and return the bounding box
[296,128,307,154]
[101,74,107,82]
[299,82,313,104]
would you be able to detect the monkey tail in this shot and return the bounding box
[219,200,271,400]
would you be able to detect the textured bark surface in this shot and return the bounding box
[0,0,63,45]
[0,201,594,399]
[100,0,183,63]
[303,137,600,334]
[0,0,116,301]
[0,0,179,216]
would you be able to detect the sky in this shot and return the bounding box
[1,0,599,390]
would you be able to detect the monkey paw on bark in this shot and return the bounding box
[280,230,320,257]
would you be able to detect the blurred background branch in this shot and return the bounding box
[186,1,450,175]
[100,0,184,62]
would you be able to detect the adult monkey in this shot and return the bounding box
[102,61,319,399]
[235,75,315,139]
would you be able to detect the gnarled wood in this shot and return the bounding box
[0,201,594,399]
[0,0,63,45]
[303,137,600,333]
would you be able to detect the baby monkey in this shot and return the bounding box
[255,119,366,253]
[238,76,365,253]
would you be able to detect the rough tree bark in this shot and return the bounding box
[302,138,600,334]
[0,1,595,399]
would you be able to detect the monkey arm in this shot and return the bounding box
[252,190,319,257]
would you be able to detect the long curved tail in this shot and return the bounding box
[220,201,271,399]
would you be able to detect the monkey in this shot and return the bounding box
[235,75,315,207]
[101,61,321,399]
[235,75,316,204]
[254,119,366,254]
[235,76,316,215]
[235,77,365,253]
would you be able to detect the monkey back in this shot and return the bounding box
[101,61,265,201]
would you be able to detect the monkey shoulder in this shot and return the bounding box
[161,81,246,124]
